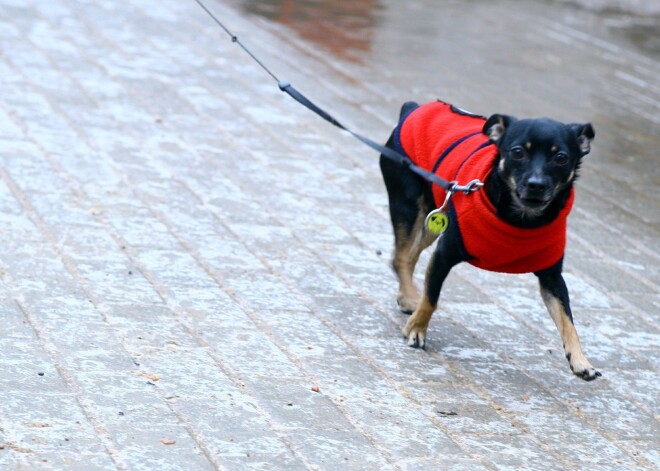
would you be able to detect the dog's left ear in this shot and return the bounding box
[568,123,595,156]
[483,114,516,142]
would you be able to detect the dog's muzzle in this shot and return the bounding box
[517,177,554,208]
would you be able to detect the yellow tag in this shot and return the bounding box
[425,209,448,235]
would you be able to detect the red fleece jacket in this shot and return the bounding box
[394,100,573,274]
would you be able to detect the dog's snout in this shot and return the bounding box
[525,176,550,194]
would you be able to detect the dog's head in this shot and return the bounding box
[483,114,594,218]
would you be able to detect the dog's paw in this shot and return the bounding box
[402,321,427,349]
[567,353,601,381]
[573,367,602,381]
[396,295,418,315]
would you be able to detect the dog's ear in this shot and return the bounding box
[483,114,516,142]
[567,123,595,156]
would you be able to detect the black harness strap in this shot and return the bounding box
[431,132,481,174]
[453,141,495,180]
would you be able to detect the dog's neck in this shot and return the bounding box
[486,158,574,229]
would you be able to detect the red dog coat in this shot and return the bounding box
[393,100,574,274]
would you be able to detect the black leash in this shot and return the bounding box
[193,0,483,194]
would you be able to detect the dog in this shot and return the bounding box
[380,100,600,380]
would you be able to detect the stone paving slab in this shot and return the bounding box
[0,0,658,469]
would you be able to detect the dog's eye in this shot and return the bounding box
[554,152,569,165]
[509,147,525,160]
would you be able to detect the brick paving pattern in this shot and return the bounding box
[0,0,658,469]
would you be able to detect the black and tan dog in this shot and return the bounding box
[380,100,600,380]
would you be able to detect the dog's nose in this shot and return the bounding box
[526,176,550,194]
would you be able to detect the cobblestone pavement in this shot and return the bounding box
[0,0,658,469]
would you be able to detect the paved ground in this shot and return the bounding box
[0,0,658,469]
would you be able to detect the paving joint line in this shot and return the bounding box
[0,37,236,471]
[7,6,349,467]
[0,167,127,471]
[136,185,403,470]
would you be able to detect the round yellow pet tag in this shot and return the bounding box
[425,209,448,235]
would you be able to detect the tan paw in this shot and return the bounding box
[402,318,427,349]
[396,294,419,315]
[567,353,602,381]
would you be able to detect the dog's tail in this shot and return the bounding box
[399,101,420,120]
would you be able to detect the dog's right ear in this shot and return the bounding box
[483,114,516,142]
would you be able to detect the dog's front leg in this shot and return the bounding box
[403,231,462,349]
[536,263,601,381]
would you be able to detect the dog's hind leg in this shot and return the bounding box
[381,101,437,313]
[536,263,601,380]
[403,229,462,348]
[391,199,437,313]
[380,121,433,312]
[381,153,429,313]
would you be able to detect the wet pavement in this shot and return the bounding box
[0,0,658,469]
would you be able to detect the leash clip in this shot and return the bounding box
[451,179,483,194]
[424,179,482,236]
[438,186,455,212]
